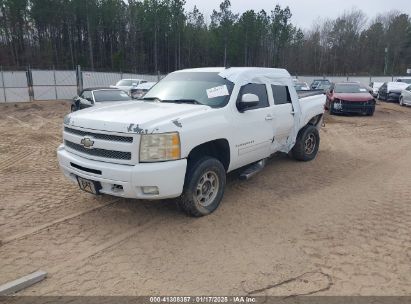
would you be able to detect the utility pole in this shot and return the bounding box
[383,47,388,76]
[86,1,94,70]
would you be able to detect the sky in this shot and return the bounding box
[184,0,411,29]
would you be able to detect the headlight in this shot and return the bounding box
[139,132,181,162]
[63,114,71,125]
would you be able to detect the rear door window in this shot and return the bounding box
[271,85,291,105]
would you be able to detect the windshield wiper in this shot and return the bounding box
[162,99,203,105]
[142,97,162,101]
[142,97,203,105]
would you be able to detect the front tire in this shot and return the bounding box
[328,102,334,115]
[291,125,320,161]
[179,157,226,217]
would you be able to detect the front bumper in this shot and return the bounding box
[57,145,187,199]
[332,100,375,114]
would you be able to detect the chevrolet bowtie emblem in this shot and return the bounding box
[80,136,95,149]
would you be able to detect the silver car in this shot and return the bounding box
[399,85,411,106]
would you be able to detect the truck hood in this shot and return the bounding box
[65,101,211,133]
[334,92,373,102]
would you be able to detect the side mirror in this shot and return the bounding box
[238,93,259,112]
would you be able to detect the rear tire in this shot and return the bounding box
[291,125,320,162]
[179,157,226,217]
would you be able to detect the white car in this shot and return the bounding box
[58,67,325,217]
[111,79,147,94]
[396,77,411,84]
[370,82,384,98]
[71,88,132,112]
[400,85,411,106]
[130,82,156,99]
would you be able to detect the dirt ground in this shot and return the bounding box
[0,100,410,296]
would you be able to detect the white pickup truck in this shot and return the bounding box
[58,68,325,216]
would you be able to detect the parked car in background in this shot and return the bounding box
[315,82,331,93]
[370,82,384,98]
[130,82,156,99]
[326,82,375,116]
[71,88,132,112]
[377,82,409,102]
[111,79,147,95]
[396,77,411,84]
[294,81,310,91]
[310,79,331,90]
[399,85,411,106]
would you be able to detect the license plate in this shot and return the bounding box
[76,176,101,195]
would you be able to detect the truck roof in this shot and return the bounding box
[175,67,292,86]
[177,67,290,77]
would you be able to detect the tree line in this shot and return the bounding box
[0,0,410,75]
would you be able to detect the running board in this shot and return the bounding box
[239,159,267,181]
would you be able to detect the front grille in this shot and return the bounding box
[336,100,375,113]
[64,127,133,143]
[65,140,131,160]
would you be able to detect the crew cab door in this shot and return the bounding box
[268,84,295,151]
[230,83,273,168]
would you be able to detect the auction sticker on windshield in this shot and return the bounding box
[206,85,229,99]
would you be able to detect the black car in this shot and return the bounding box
[377,82,405,102]
[71,88,132,112]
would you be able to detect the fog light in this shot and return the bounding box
[142,186,159,195]
[112,184,123,193]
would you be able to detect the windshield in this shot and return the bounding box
[143,72,234,108]
[335,84,367,93]
[295,83,308,90]
[93,90,131,102]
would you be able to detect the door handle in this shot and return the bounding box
[265,115,273,121]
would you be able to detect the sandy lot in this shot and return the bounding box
[0,100,410,296]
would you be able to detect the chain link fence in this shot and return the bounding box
[0,67,30,102]
[295,75,400,86]
[0,66,163,103]
[0,66,405,103]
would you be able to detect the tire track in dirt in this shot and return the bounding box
[1,198,121,245]
[0,199,167,285]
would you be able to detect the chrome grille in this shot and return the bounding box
[64,127,133,143]
[65,140,131,160]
